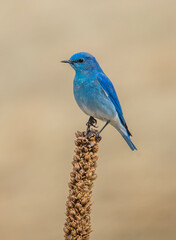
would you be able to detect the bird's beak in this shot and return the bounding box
[61,60,73,64]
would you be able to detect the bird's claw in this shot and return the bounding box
[86,122,97,128]
[86,131,102,142]
[86,116,98,133]
[95,133,102,142]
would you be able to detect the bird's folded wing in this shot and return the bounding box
[96,73,132,136]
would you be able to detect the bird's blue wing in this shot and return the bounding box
[97,72,132,136]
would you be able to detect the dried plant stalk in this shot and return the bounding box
[64,130,100,240]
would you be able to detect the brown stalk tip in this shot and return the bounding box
[64,130,101,240]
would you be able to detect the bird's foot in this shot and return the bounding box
[86,116,98,133]
[86,131,102,142]
[86,116,98,128]
[95,133,102,142]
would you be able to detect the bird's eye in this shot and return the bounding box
[78,58,84,63]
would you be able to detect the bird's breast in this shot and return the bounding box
[73,76,117,121]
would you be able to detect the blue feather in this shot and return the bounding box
[97,73,132,136]
[122,134,137,151]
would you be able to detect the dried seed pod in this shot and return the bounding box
[81,219,87,226]
[75,202,82,210]
[70,208,76,216]
[64,130,100,240]
[70,221,77,228]
[76,215,81,221]
[75,155,81,161]
[91,174,97,181]
[63,226,70,234]
[77,236,82,240]
[77,225,83,232]
[75,174,81,181]
[80,208,86,216]
[84,163,89,170]
[92,155,98,162]
[77,192,82,200]
[69,215,75,222]
[86,171,92,179]
[79,169,85,176]
[81,197,88,205]
[70,177,75,184]
[70,172,75,177]
[84,153,90,160]
[74,162,81,171]
[93,145,99,153]
[71,229,76,236]
[83,146,88,152]
[67,201,73,208]
[76,181,84,188]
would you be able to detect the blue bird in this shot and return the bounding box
[61,52,137,151]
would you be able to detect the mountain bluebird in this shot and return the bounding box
[61,52,137,151]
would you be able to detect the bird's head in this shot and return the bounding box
[61,52,102,73]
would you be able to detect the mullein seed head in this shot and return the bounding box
[64,130,100,240]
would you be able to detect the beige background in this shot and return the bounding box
[0,1,176,239]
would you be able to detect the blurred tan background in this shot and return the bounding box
[0,0,176,239]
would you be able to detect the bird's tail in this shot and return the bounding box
[122,134,137,151]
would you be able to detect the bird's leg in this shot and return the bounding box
[86,116,98,133]
[87,120,110,140]
[96,120,110,138]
